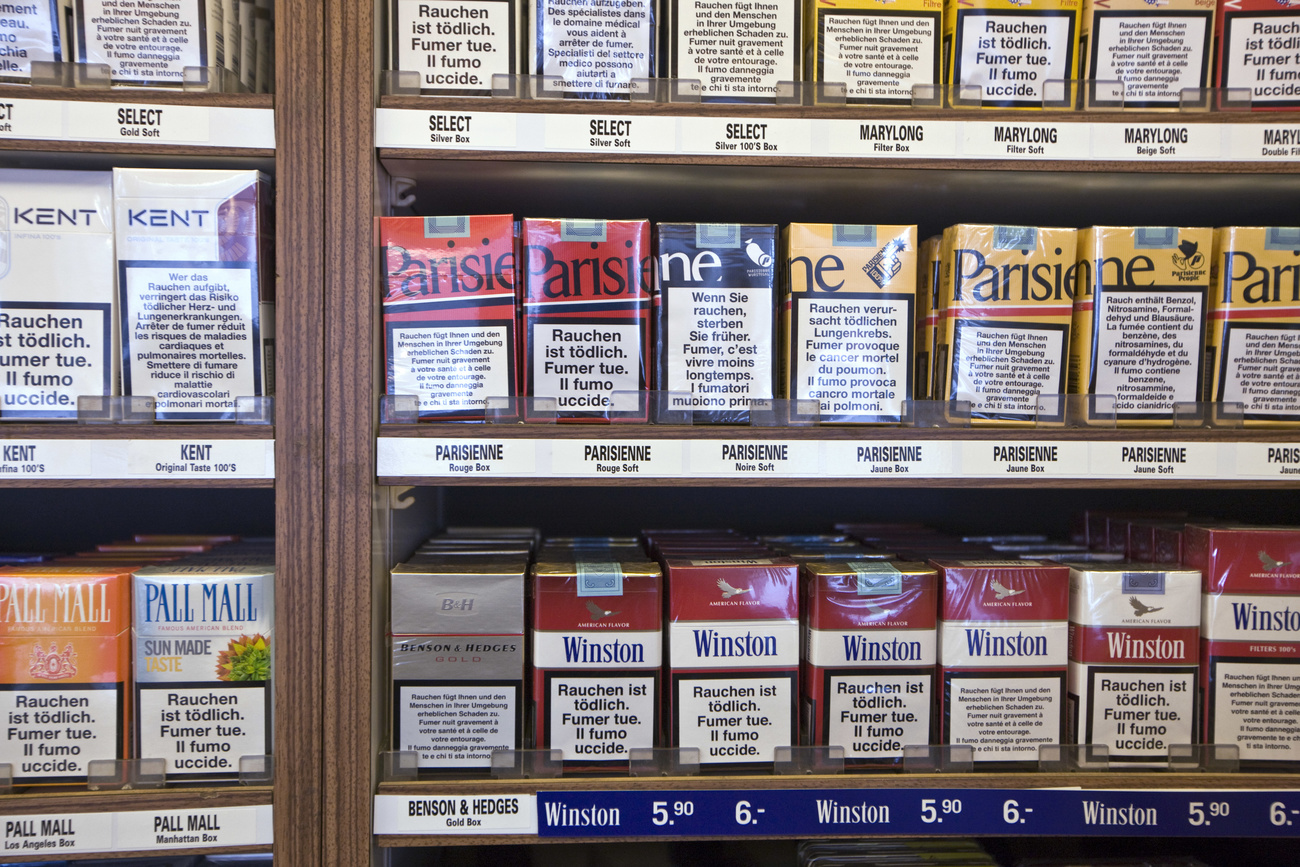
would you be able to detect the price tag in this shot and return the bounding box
[549,439,683,477]
[825,119,958,159]
[687,440,817,476]
[1226,442,1300,479]
[1088,441,1220,479]
[0,812,115,856]
[679,117,812,156]
[0,440,93,478]
[69,103,211,144]
[0,98,62,139]
[1091,123,1221,162]
[377,437,536,478]
[115,805,273,850]
[1225,124,1300,162]
[958,440,1088,478]
[375,108,519,150]
[126,440,273,479]
[821,440,954,477]
[373,793,538,835]
[962,122,1088,160]
[543,115,676,153]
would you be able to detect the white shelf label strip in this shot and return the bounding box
[0,99,275,149]
[377,108,1290,163]
[1,804,272,856]
[373,793,538,835]
[0,439,274,480]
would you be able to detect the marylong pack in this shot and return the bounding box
[944,0,1081,108]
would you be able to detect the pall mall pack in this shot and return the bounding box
[380,215,520,421]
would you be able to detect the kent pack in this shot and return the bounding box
[132,563,274,781]
[522,219,651,422]
[783,223,918,424]
[655,223,777,423]
[381,215,519,421]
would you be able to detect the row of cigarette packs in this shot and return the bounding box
[0,0,275,91]
[391,0,1299,111]
[0,168,275,422]
[0,536,274,785]
[389,522,1300,773]
[382,217,1295,427]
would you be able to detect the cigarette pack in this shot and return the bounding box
[390,557,527,771]
[1068,564,1200,766]
[380,215,519,421]
[654,223,778,423]
[934,559,1069,767]
[1207,227,1300,424]
[663,555,798,769]
[805,0,942,104]
[936,224,1076,425]
[944,0,1081,108]
[522,219,651,422]
[1184,524,1300,766]
[0,169,116,419]
[1215,0,1300,110]
[531,560,662,769]
[783,223,918,423]
[114,169,274,421]
[78,0,216,85]
[529,0,656,97]
[917,234,942,400]
[1081,0,1214,109]
[670,0,799,101]
[0,0,63,82]
[0,566,132,784]
[132,564,274,780]
[1070,227,1212,424]
[802,561,938,765]
[389,0,521,96]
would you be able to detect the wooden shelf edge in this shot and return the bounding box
[0,844,274,863]
[0,87,273,108]
[0,425,275,440]
[0,784,273,812]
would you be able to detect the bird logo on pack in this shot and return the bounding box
[990,580,1024,600]
[585,600,620,619]
[717,578,752,598]
[1129,596,1164,617]
[1259,550,1292,571]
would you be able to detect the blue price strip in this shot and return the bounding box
[535,789,1300,838]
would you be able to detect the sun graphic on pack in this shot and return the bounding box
[1172,240,1205,271]
[217,634,271,681]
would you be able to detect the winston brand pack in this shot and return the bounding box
[115,169,274,421]
[805,0,942,104]
[935,560,1069,767]
[1081,0,1213,108]
[390,557,527,771]
[0,170,116,419]
[1068,564,1200,766]
[664,556,798,769]
[522,218,651,422]
[802,562,938,765]
[655,223,777,422]
[1216,0,1300,110]
[529,0,656,97]
[390,0,519,95]
[1207,227,1300,424]
[78,0,218,85]
[132,564,274,780]
[783,223,918,424]
[531,560,662,769]
[1184,524,1300,766]
[1070,227,1212,424]
[381,215,519,421]
[945,0,1081,108]
[670,0,799,100]
[0,566,132,784]
[937,224,1076,424]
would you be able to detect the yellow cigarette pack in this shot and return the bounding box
[936,224,1076,424]
[945,0,1081,109]
[1206,227,1300,426]
[1080,0,1214,109]
[917,234,943,400]
[783,223,918,423]
[804,0,943,105]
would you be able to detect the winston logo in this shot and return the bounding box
[585,600,621,620]
[692,629,777,657]
[562,635,645,664]
[717,579,752,599]
[1259,550,1292,571]
[29,642,77,680]
[1129,597,1164,617]
[842,634,922,661]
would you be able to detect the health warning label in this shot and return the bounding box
[1212,661,1300,762]
[0,686,120,781]
[677,677,792,763]
[394,0,514,93]
[537,0,653,94]
[952,321,1066,420]
[826,673,930,759]
[1095,289,1204,416]
[0,304,111,418]
[1083,669,1194,761]
[1222,14,1300,107]
[79,0,204,84]
[666,286,773,412]
[819,11,939,103]
[137,685,267,775]
[794,295,911,422]
[398,684,517,768]
[549,676,655,760]
[1219,326,1300,420]
[391,325,510,413]
[1089,13,1209,106]
[676,0,798,99]
[532,322,642,411]
[955,11,1076,106]
[947,675,1062,762]
[0,0,56,80]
